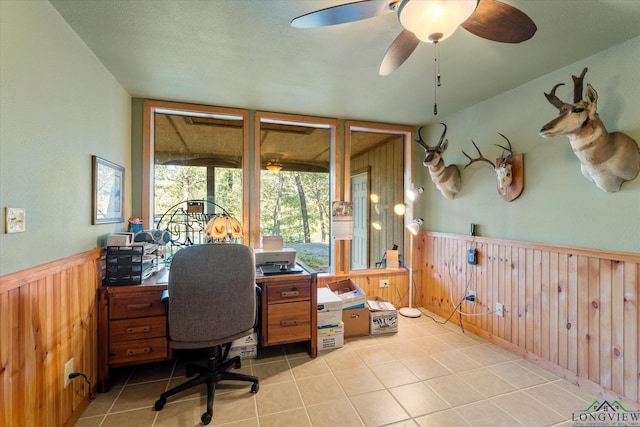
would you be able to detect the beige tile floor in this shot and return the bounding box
[76,309,603,427]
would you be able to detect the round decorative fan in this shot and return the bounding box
[291,0,536,75]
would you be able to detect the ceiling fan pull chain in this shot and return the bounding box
[433,41,440,115]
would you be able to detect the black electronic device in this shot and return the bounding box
[467,249,478,265]
[259,264,303,276]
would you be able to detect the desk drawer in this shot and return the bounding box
[267,301,311,344]
[109,293,165,320]
[267,282,311,304]
[109,337,168,366]
[110,316,166,343]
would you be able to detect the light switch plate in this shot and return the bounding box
[5,207,26,233]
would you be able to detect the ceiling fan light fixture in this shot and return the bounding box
[398,0,477,43]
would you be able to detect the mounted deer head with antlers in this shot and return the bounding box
[463,134,524,201]
[415,124,461,200]
[539,67,640,192]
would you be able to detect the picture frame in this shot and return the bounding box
[92,155,125,224]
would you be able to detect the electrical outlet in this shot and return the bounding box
[495,303,504,317]
[379,279,389,288]
[466,290,476,303]
[64,358,74,388]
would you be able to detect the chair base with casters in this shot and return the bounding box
[154,345,259,425]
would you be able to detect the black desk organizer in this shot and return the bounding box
[105,246,144,285]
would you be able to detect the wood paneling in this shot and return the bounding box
[318,269,409,308]
[0,250,102,427]
[418,231,640,409]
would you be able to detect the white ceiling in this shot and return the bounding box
[49,0,640,126]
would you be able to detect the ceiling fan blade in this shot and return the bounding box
[461,0,537,43]
[291,0,396,28]
[379,29,420,76]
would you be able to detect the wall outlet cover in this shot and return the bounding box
[64,358,74,388]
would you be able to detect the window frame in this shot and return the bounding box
[254,111,340,273]
[344,121,415,274]
[142,100,250,242]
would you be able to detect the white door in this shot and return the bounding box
[350,172,368,270]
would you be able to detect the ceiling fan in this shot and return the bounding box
[291,0,537,76]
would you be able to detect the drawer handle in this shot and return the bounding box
[280,319,298,326]
[126,303,152,311]
[126,347,151,356]
[127,325,151,334]
[280,290,299,298]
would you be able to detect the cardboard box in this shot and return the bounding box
[342,306,369,337]
[317,288,343,327]
[327,279,366,310]
[367,297,398,335]
[228,332,258,359]
[228,345,257,360]
[317,322,344,350]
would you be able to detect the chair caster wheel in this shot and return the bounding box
[251,383,259,393]
[154,399,165,411]
[201,412,212,425]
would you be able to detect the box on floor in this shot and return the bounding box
[367,297,398,335]
[342,306,369,337]
[326,278,366,309]
[317,287,343,328]
[317,322,344,350]
[228,332,258,359]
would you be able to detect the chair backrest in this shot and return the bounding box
[167,244,256,348]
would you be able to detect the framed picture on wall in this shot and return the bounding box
[92,155,125,224]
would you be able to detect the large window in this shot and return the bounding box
[142,101,249,244]
[142,102,413,275]
[255,112,338,274]
[346,122,414,271]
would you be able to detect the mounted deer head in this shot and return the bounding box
[415,123,461,200]
[540,67,640,192]
[463,134,516,197]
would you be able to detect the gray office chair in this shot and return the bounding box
[154,244,259,425]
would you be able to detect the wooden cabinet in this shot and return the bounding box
[257,263,317,357]
[98,273,171,392]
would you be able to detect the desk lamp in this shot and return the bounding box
[205,214,242,242]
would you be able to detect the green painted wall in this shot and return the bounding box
[3,1,635,276]
[0,1,131,275]
[414,37,640,254]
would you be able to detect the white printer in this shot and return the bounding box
[254,248,300,275]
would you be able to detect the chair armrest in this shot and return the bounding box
[161,289,169,304]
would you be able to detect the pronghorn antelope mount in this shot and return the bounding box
[463,134,524,202]
[415,124,461,200]
[539,67,640,192]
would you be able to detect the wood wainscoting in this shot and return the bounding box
[0,249,102,427]
[417,231,639,409]
[317,269,409,308]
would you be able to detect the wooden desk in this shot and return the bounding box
[256,262,318,358]
[98,262,318,392]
